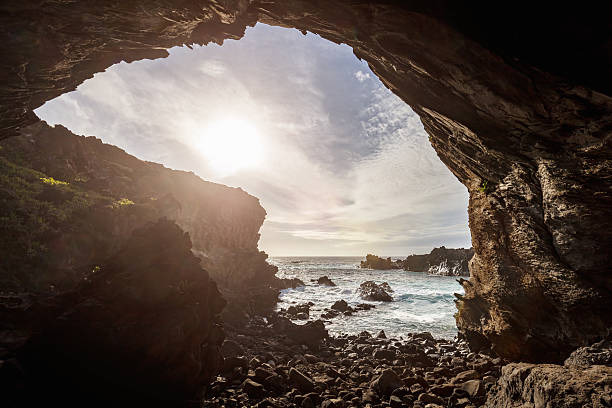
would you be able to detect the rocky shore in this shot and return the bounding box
[205,317,612,408]
[205,318,501,408]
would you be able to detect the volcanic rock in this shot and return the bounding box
[289,368,315,393]
[358,281,393,302]
[0,0,610,364]
[400,247,474,276]
[485,362,612,407]
[359,254,401,270]
[16,219,226,406]
[315,276,337,286]
[331,300,349,312]
[371,368,403,396]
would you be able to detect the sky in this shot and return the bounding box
[35,23,471,256]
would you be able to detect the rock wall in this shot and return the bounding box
[0,1,610,362]
[3,219,226,406]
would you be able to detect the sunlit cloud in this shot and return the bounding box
[354,70,371,82]
[35,23,470,256]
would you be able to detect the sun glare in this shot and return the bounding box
[197,118,263,176]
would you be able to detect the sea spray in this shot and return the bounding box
[271,256,464,339]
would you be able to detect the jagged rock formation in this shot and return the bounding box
[0,123,278,310]
[2,219,226,406]
[358,281,393,302]
[485,341,612,407]
[360,254,401,270]
[0,0,610,363]
[401,247,474,276]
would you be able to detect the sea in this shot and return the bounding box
[270,256,464,340]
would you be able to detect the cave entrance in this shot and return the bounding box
[31,22,471,339]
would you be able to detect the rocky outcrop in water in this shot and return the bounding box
[400,247,474,277]
[360,254,401,270]
[2,219,225,407]
[358,281,393,302]
[314,276,337,286]
[0,0,610,364]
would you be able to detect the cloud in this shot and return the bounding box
[354,70,371,82]
[35,23,470,256]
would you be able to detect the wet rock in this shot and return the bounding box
[331,300,349,312]
[376,330,387,339]
[358,281,393,302]
[283,303,311,320]
[314,276,336,286]
[275,277,305,289]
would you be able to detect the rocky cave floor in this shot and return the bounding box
[204,315,502,408]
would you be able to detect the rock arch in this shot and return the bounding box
[1,0,610,363]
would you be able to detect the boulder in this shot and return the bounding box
[331,299,349,312]
[275,318,328,349]
[358,281,393,302]
[242,379,266,399]
[564,339,612,368]
[485,362,612,407]
[315,276,336,286]
[289,368,315,393]
[371,368,403,396]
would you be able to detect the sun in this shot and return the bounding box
[197,118,263,176]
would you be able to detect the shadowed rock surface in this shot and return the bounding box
[0,0,610,365]
[2,219,226,406]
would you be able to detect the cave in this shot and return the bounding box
[1,1,610,406]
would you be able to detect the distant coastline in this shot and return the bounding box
[360,246,474,276]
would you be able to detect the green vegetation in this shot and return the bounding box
[40,176,69,186]
[0,155,112,291]
[479,180,488,193]
[112,198,135,208]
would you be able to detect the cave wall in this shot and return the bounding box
[0,1,610,362]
